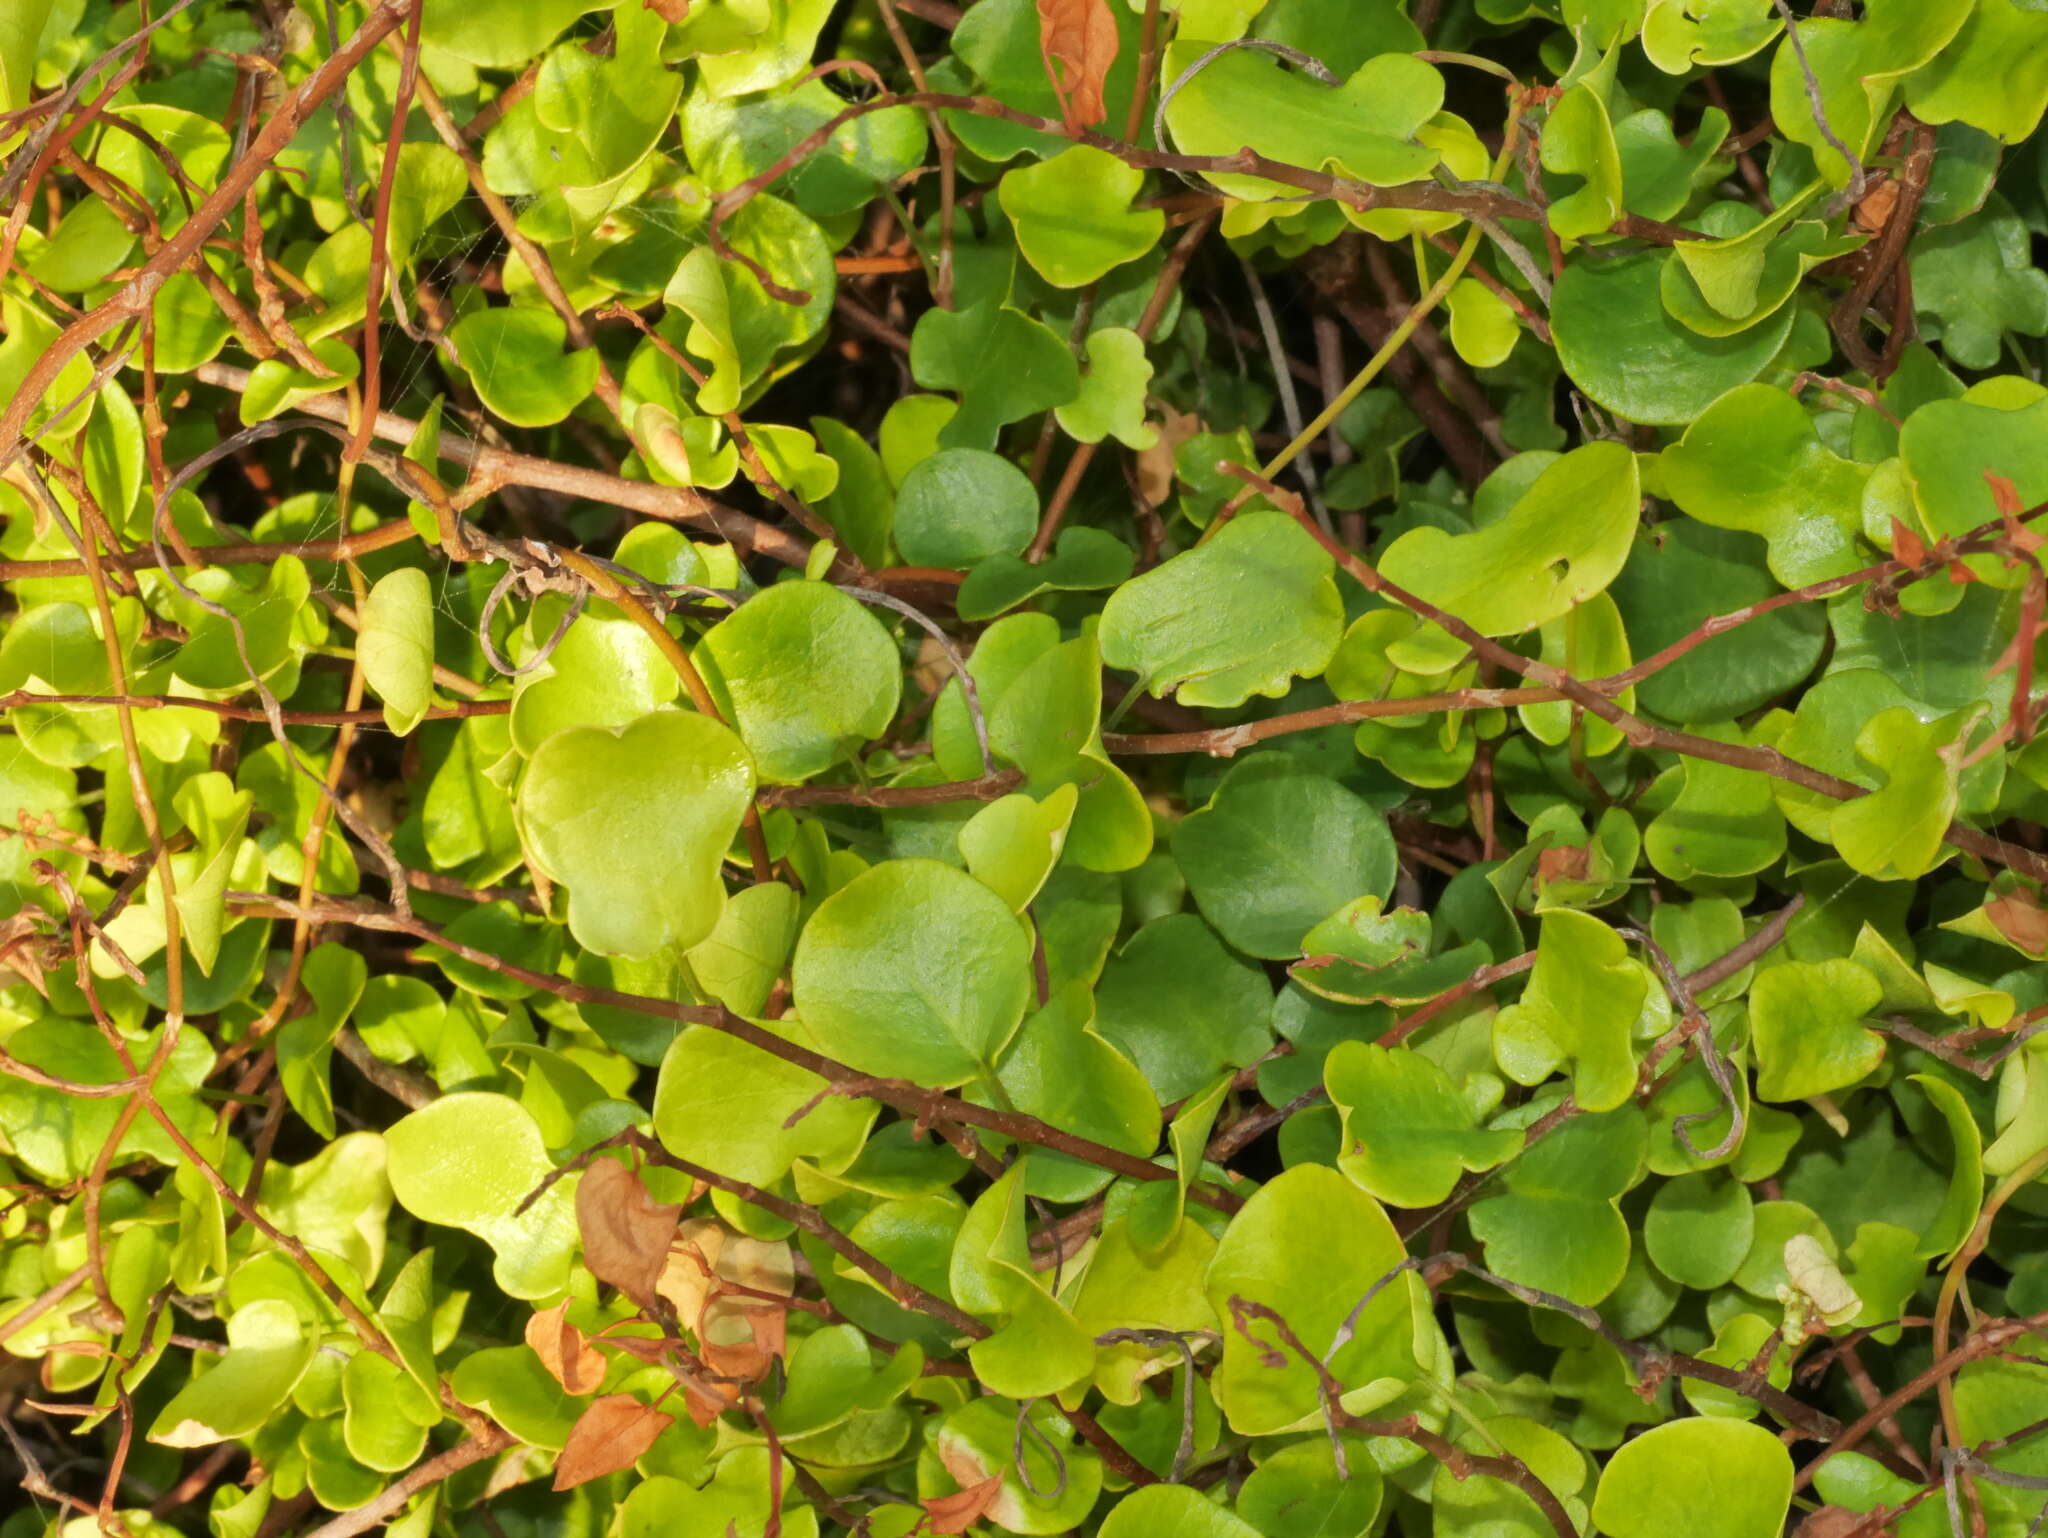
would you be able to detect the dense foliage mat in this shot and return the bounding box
[10,0,2048,1533]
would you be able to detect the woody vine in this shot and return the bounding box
[3,1,2048,1536]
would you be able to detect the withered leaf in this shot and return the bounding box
[1036,0,1119,133]
[925,1474,1004,1535]
[1793,1507,1888,1538]
[576,1157,682,1312]
[1852,178,1899,235]
[524,1300,607,1395]
[552,1393,674,1491]
[1987,890,2048,956]
[644,0,690,18]
[682,1373,740,1427]
[1535,844,1591,886]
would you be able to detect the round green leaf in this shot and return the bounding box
[450,306,601,428]
[1589,1417,1791,1538]
[1644,1171,1755,1289]
[1172,758,1397,958]
[357,567,434,736]
[792,859,1033,1086]
[1552,251,1792,426]
[893,447,1039,569]
[518,709,757,958]
[1101,510,1342,708]
[1098,1485,1260,1538]
[699,581,902,784]
[999,145,1166,288]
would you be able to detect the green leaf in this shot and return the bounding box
[1493,911,1646,1114]
[1435,1414,1591,1538]
[995,980,1161,1169]
[1235,1437,1382,1538]
[276,943,366,1141]
[1767,0,1970,189]
[911,302,1082,451]
[1827,706,1961,880]
[1378,441,1640,637]
[654,1020,875,1186]
[1590,1417,1791,1538]
[421,0,599,68]
[792,858,1032,1086]
[950,1164,1096,1397]
[1326,1041,1521,1207]
[1643,723,1788,882]
[698,582,901,784]
[959,785,1078,913]
[810,417,894,569]
[449,307,601,428]
[1552,251,1792,426]
[239,338,359,426]
[0,0,53,118]
[1099,1486,1261,1538]
[1446,277,1520,369]
[687,879,803,1017]
[1908,198,2048,370]
[1906,0,2048,144]
[685,78,928,219]
[357,567,434,736]
[1659,383,1869,587]
[375,1249,442,1405]
[1070,1215,1218,1404]
[1469,1107,1647,1306]
[1911,1073,1985,1263]
[1000,146,1165,287]
[384,1092,580,1300]
[509,596,681,754]
[1056,327,1158,448]
[1663,215,1864,338]
[532,2,681,191]
[1158,44,1443,200]
[1205,1162,1426,1434]
[1641,0,1781,74]
[893,447,1039,568]
[957,526,1135,622]
[1898,387,2048,542]
[1749,959,1884,1102]
[1615,105,1732,221]
[661,245,745,415]
[1542,82,1624,240]
[149,1300,318,1448]
[931,1397,1101,1534]
[518,710,757,958]
[1172,758,1397,959]
[1644,1170,1754,1289]
[1094,913,1275,1101]
[1609,520,1825,722]
[168,770,253,977]
[1101,510,1342,707]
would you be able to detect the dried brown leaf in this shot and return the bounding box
[1534,844,1590,886]
[658,1220,794,1334]
[1036,0,1119,132]
[1136,405,1200,507]
[552,1393,674,1491]
[644,0,690,18]
[1889,516,1929,568]
[682,1373,740,1427]
[1851,177,1899,235]
[576,1157,682,1312]
[524,1301,607,1395]
[1793,1506,1888,1538]
[1987,890,2048,955]
[925,1474,1004,1535]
